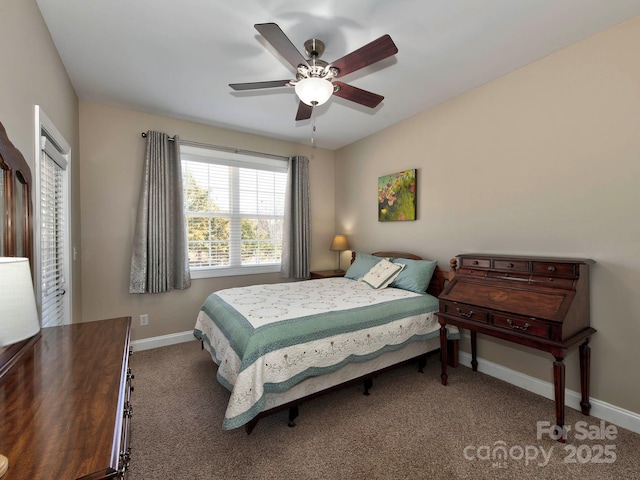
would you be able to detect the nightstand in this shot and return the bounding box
[310,270,346,279]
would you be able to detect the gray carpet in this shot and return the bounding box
[128,341,640,479]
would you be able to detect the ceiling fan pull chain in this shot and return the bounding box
[311,108,317,145]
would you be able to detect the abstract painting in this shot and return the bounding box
[378,169,417,222]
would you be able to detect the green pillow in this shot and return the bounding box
[389,258,437,293]
[345,253,385,280]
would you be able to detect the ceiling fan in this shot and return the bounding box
[229,23,398,121]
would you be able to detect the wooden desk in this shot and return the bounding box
[436,254,595,439]
[0,317,133,479]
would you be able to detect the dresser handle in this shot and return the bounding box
[547,266,556,272]
[456,308,474,319]
[472,261,479,265]
[506,319,530,331]
[119,451,131,476]
[507,263,514,268]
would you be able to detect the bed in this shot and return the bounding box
[193,251,460,433]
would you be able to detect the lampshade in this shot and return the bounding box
[295,77,334,106]
[330,235,350,252]
[0,257,40,347]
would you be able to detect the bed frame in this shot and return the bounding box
[237,251,459,433]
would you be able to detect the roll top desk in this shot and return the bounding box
[436,254,595,440]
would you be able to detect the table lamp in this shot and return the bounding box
[0,257,41,478]
[330,235,350,273]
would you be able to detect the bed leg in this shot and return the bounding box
[417,354,427,373]
[288,406,299,428]
[363,378,373,396]
[245,418,259,435]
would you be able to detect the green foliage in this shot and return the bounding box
[184,170,281,266]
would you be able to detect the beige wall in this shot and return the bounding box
[8,0,637,419]
[0,0,81,320]
[79,102,336,341]
[335,17,640,415]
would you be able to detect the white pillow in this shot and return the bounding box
[359,259,405,289]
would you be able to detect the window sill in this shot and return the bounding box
[190,264,281,279]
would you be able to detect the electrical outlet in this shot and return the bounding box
[140,314,149,326]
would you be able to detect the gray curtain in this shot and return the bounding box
[281,155,310,279]
[129,131,191,293]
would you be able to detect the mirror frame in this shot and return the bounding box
[0,121,38,379]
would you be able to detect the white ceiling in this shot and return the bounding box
[36,0,640,150]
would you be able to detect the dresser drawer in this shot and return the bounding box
[442,302,489,323]
[460,257,491,269]
[532,262,577,277]
[492,314,550,339]
[117,351,134,478]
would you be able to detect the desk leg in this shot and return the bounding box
[579,338,592,415]
[470,331,478,372]
[553,354,567,442]
[439,322,448,385]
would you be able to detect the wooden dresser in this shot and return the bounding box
[0,317,133,479]
[436,254,595,438]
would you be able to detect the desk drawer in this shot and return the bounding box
[493,314,550,339]
[493,259,529,272]
[532,262,577,277]
[442,302,489,323]
[458,268,487,278]
[460,257,491,269]
[528,276,575,289]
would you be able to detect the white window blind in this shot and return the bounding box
[181,146,287,277]
[40,136,67,327]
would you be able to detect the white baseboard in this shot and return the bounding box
[131,331,640,435]
[131,330,196,352]
[458,351,640,435]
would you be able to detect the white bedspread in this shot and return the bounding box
[194,277,452,429]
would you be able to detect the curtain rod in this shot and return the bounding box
[140,132,289,161]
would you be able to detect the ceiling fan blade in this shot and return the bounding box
[331,34,398,78]
[229,80,291,91]
[255,23,310,71]
[295,101,313,121]
[332,81,384,108]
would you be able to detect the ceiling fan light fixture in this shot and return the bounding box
[295,77,333,106]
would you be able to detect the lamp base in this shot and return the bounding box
[0,453,8,477]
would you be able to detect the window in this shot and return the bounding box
[181,145,288,278]
[36,106,71,327]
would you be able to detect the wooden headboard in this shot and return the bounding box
[350,251,457,297]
